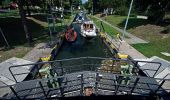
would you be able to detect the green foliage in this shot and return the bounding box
[72,0,81,5]
[115,6,128,16]
[84,0,93,13]
[46,69,58,88]
[0,9,19,17]
[165,25,170,33]
[83,0,169,23]
[134,0,150,14]
[84,0,130,15]
[39,66,59,88]
[1,0,11,7]
[120,64,133,85]
[135,0,169,23]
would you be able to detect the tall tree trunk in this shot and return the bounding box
[18,0,32,45]
[26,1,31,16]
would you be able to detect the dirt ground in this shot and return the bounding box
[129,24,170,41]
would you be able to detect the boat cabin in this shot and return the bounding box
[83,23,94,31]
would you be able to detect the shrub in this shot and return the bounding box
[115,6,128,16]
[165,25,170,33]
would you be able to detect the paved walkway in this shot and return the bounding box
[93,16,148,44]
[23,43,52,62]
[118,41,147,59]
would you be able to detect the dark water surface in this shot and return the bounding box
[56,23,113,59]
[53,15,114,72]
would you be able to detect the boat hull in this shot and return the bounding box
[65,29,77,43]
[81,31,97,39]
[80,21,97,40]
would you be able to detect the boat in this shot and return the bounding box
[76,15,84,23]
[65,27,77,43]
[81,21,97,39]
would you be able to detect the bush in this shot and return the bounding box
[115,6,128,16]
[165,25,170,33]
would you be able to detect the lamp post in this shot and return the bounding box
[123,0,134,39]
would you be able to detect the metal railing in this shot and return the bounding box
[8,57,164,83]
[132,60,162,78]
[2,57,169,99]
[1,71,170,99]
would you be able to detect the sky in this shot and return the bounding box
[82,0,88,4]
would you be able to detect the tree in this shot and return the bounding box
[91,0,128,15]
[135,0,170,23]
[84,0,93,13]
[147,0,169,23]
[18,0,32,45]
[1,0,11,8]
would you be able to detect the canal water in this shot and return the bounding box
[56,23,112,59]
[53,14,114,73]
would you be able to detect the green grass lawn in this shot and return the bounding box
[102,15,149,30]
[103,15,127,27]
[89,16,119,38]
[0,9,19,17]
[93,14,170,61]
[132,39,170,61]
[130,26,170,61]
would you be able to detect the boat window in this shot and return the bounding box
[87,24,90,29]
[83,24,86,28]
[83,24,93,30]
[90,24,93,29]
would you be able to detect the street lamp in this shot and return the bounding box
[123,0,134,39]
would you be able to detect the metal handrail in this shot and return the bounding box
[7,57,111,82]
[1,71,170,99]
[8,57,165,84]
[6,56,168,98]
[132,60,162,77]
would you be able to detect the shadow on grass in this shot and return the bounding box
[30,14,47,22]
[30,14,63,25]
[118,18,150,29]
[64,13,71,19]
[29,12,71,22]
[0,17,49,47]
[159,19,170,27]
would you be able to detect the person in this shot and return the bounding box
[84,87,95,96]
[116,33,122,41]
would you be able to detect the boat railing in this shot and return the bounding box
[1,71,170,99]
[8,57,164,83]
[132,60,162,78]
